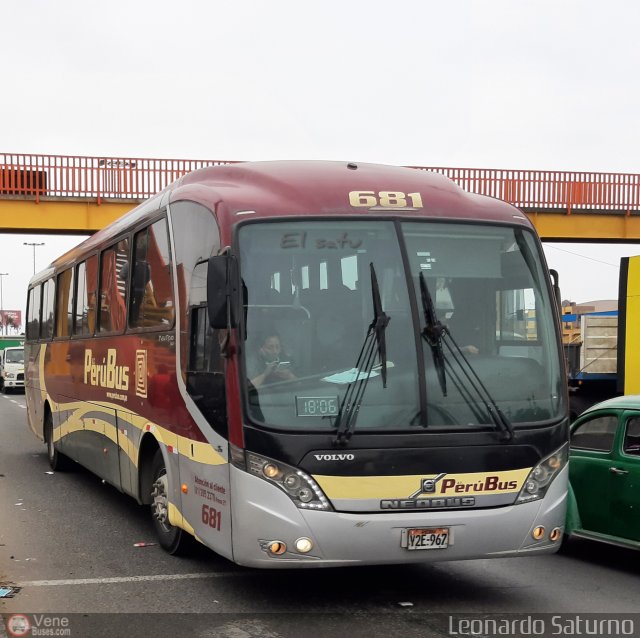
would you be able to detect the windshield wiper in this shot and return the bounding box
[418,272,514,441]
[333,263,390,446]
[419,272,448,396]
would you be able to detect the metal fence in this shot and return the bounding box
[2,153,639,212]
[0,153,234,203]
[412,166,640,213]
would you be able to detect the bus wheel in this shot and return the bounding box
[44,411,72,471]
[150,450,191,555]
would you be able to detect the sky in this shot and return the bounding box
[1,0,639,329]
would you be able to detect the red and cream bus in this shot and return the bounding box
[25,161,569,567]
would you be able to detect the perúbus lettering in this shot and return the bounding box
[84,348,130,391]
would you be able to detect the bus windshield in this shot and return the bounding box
[238,220,564,432]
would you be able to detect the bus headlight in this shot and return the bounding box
[245,452,332,511]
[516,444,568,504]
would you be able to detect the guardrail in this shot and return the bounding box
[2,153,639,212]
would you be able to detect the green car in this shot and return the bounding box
[566,395,640,549]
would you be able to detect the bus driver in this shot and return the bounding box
[247,333,297,388]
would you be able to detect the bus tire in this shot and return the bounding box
[150,449,192,555]
[44,411,73,471]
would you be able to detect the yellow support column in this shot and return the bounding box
[622,257,640,395]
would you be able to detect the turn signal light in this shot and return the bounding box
[549,528,562,542]
[267,541,287,555]
[532,526,545,540]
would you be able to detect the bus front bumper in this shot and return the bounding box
[229,465,568,568]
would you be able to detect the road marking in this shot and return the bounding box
[3,397,26,407]
[19,572,243,587]
[213,620,286,637]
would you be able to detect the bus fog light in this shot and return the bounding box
[532,526,545,540]
[267,541,287,555]
[298,487,313,502]
[295,537,313,553]
[549,527,562,542]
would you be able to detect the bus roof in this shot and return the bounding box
[35,161,531,282]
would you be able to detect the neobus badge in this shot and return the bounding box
[84,348,130,391]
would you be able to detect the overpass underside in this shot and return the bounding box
[0,197,141,234]
[1,197,640,241]
[523,208,640,241]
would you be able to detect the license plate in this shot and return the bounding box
[402,527,450,550]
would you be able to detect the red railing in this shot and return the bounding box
[411,166,640,213]
[2,152,639,213]
[0,153,235,204]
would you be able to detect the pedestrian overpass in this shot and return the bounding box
[2,152,640,240]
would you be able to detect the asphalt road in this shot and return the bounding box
[1,392,640,637]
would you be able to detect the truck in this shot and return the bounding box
[563,255,640,419]
[0,344,25,393]
[0,335,24,352]
[564,311,619,419]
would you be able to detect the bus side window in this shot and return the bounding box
[40,278,55,340]
[186,262,227,436]
[99,239,129,333]
[74,262,88,335]
[73,257,98,336]
[129,219,175,329]
[56,268,74,338]
[27,285,41,341]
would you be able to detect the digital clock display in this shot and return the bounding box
[296,396,339,417]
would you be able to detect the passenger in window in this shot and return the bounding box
[421,277,478,355]
[247,332,297,387]
[435,277,455,320]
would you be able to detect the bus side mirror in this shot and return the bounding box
[207,254,240,329]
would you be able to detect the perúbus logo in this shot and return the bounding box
[135,349,148,398]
